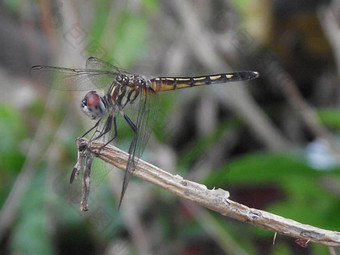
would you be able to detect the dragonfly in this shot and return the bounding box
[31,57,259,209]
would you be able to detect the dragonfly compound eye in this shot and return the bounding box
[81,91,106,120]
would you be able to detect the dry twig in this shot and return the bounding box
[77,138,340,247]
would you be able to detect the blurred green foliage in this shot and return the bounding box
[0,104,26,175]
[3,0,20,12]
[317,109,340,129]
[177,118,242,170]
[88,0,159,67]
[205,152,340,232]
[231,0,253,11]
[11,170,52,255]
[0,104,27,206]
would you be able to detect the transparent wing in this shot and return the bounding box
[86,57,134,76]
[86,57,118,72]
[79,85,159,208]
[30,65,117,91]
[118,87,159,207]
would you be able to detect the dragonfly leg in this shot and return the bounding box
[101,116,118,148]
[123,112,137,133]
[91,114,114,141]
[81,118,101,138]
[118,112,138,208]
[90,115,118,157]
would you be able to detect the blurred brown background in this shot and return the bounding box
[0,0,340,254]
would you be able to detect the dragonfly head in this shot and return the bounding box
[81,91,106,120]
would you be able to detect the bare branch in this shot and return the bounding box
[319,1,340,75]
[83,138,340,247]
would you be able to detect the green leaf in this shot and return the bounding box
[205,153,325,186]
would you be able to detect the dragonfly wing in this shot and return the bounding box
[118,87,159,208]
[30,65,116,91]
[86,57,120,72]
[86,57,134,76]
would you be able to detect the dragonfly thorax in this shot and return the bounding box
[106,74,146,109]
[116,74,129,86]
[116,74,147,87]
[81,91,106,120]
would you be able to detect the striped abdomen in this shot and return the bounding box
[149,71,259,92]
